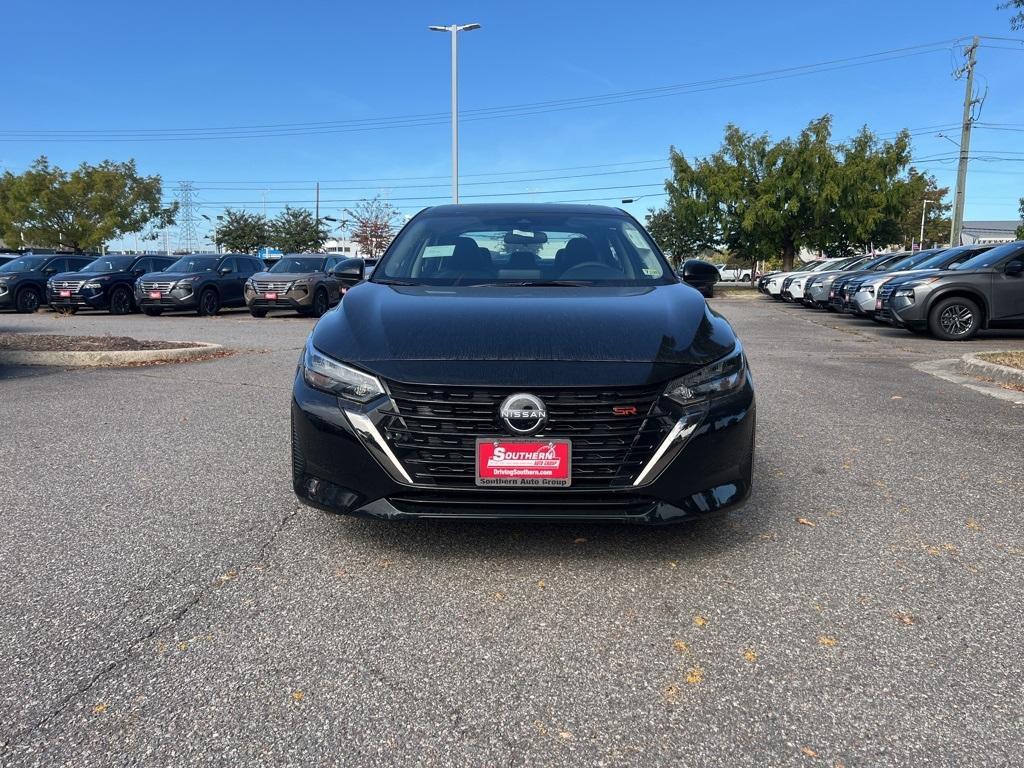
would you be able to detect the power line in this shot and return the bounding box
[0,40,963,143]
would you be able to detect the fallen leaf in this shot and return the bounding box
[559,731,573,740]
[177,641,188,651]
[218,569,238,583]
[672,640,689,654]
[801,746,818,757]
[667,560,678,569]
[743,649,758,663]
[685,666,704,684]
[573,537,587,544]
[894,612,914,625]
[818,635,838,648]
[693,615,708,628]
[534,720,547,735]
[661,683,680,702]
[966,518,982,532]
[797,517,816,527]
[292,690,304,703]
[91,702,108,715]
[493,591,506,601]
[890,395,903,400]
[536,579,546,590]
[924,546,941,557]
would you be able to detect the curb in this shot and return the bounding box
[0,341,224,368]
[958,352,1024,390]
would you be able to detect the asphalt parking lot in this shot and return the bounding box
[1,301,1022,767]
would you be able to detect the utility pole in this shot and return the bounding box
[315,181,320,221]
[949,36,980,247]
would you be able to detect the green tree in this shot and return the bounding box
[1017,198,1024,239]
[268,206,328,253]
[999,0,1024,29]
[344,197,401,257]
[893,172,951,247]
[0,156,176,252]
[214,209,269,254]
[651,117,917,270]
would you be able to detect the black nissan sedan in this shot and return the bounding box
[290,204,755,524]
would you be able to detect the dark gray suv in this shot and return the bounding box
[244,254,353,318]
[889,241,1024,340]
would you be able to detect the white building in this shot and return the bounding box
[323,238,365,258]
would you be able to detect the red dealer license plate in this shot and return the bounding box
[264,292,277,300]
[59,290,71,298]
[476,439,571,488]
[148,291,161,299]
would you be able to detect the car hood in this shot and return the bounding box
[52,270,126,281]
[310,282,738,386]
[252,271,319,280]
[141,271,207,281]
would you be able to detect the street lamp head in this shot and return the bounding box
[428,25,449,32]
[457,23,481,32]
[621,198,636,204]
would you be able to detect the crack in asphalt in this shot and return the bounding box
[0,506,299,755]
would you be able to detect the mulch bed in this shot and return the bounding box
[978,351,1024,372]
[0,333,201,353]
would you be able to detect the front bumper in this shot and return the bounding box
[890,294,928,330]
[245,284,314,310]
[47,289,108,309]
[291,371,755,524]
[135,287,199,310]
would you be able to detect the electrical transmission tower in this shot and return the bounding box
[175,181,200,253]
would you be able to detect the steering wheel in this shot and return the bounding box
[561,262,624,279]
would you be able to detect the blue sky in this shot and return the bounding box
[4,0,1023,250]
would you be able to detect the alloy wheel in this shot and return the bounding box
[939,304,974,336]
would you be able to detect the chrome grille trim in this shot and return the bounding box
[141,280,175,292]
[253,280,292,293]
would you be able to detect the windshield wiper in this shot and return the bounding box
[372,278,419,286]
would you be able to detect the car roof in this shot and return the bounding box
[421,202,626,217]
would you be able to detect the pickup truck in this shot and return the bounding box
[715,264,752,282]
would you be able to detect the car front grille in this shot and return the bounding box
[379,380,674,489]
[50,280,85,293]
[141,280,175,292]
[253,280,292,293]
[876,283,898,319]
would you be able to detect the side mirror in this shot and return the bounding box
[331,261,365,280]
[680,259,721,287]
[219,267,232,275]
[133,268,145,276]
[1005,260,1023,276]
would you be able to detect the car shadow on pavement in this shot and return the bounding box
[326,509,762,564]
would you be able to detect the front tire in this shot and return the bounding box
[15,286,42,313]
[929,296,980,341]
[109,286,134,315]
[249,308,268,318]
[197,288,220,316]
[310,288,329,318]
[142,307,163,317]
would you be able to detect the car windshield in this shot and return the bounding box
[953,241,1024,271]
[840,257,872,270]
[0,256,47,272]
[870,253,909,271]
[166,256,219,273]
[885,249,941,272]
[374,211,672,286]
[913,246,972,269]
[269,257,324,273]
[80,256,136,273]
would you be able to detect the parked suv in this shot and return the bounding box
[291,203,755,524]
[889,241,1024,340]
[0,253,95,313]
[48,254,175,314]
[136,254,264,316]
[245,254,349,317]
[873,244,993,325]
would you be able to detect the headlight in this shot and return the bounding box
[664,345,748,406]
[174,277,199,291]
[84,280,106,290]
[302,340,384,403]
[895,288,914,298]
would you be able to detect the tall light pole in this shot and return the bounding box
[429,22,481,203]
